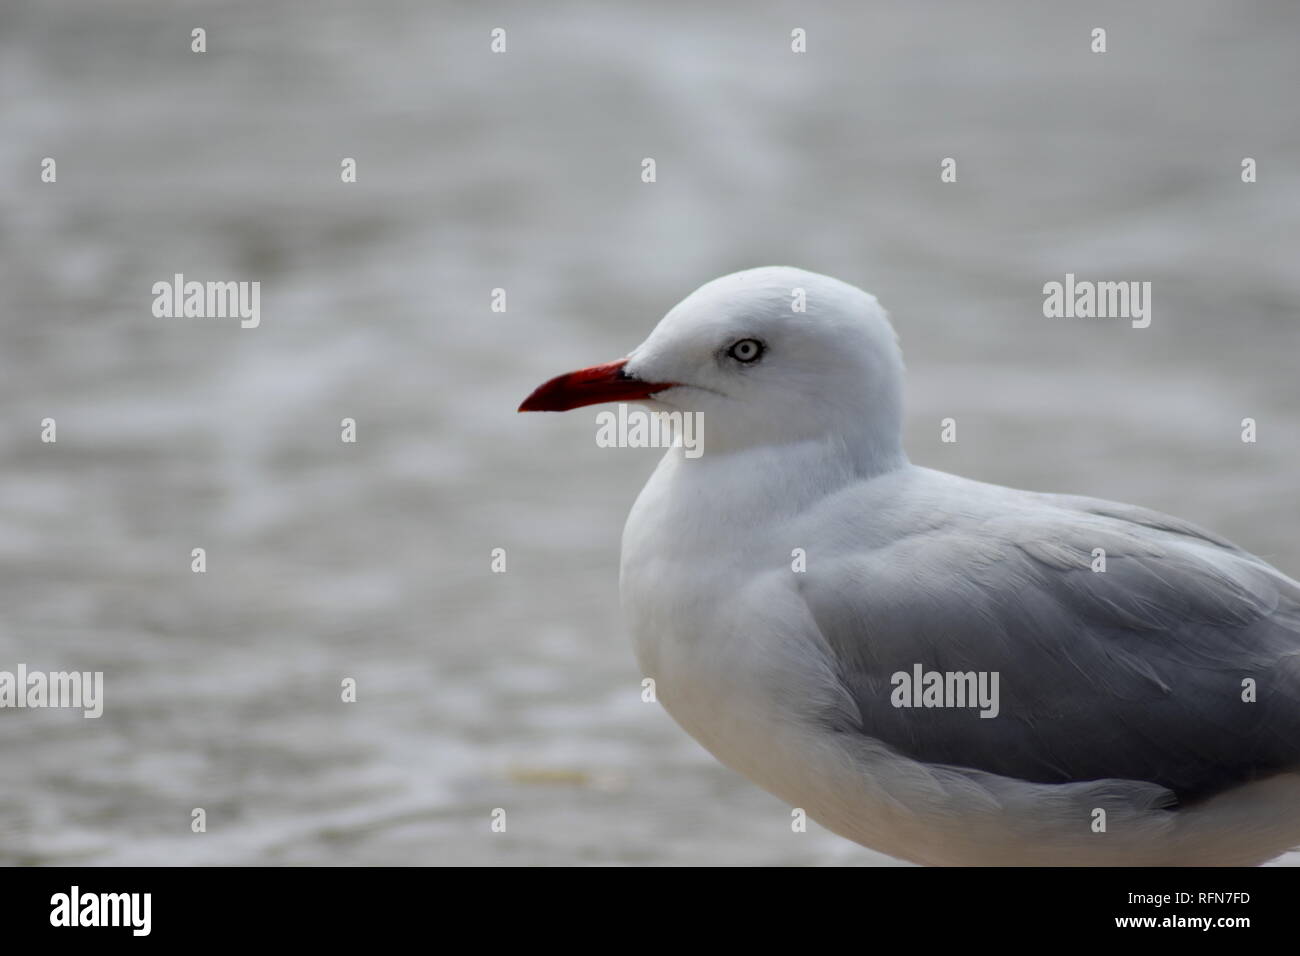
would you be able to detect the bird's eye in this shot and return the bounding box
[726,338,765,364]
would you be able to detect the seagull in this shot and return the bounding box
[519,266,1300,865]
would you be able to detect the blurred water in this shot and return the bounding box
[0,0,1297,865]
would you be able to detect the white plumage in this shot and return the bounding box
[525,266,1300,865]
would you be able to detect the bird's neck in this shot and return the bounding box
[658,433,909,522]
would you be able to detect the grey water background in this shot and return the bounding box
[1,0,1298,865]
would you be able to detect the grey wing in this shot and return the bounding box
[799,497,1300,802]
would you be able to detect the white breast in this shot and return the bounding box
[618,448,851,800]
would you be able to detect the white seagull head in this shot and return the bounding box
[521,266,908,471]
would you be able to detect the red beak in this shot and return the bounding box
[518,358,677,412]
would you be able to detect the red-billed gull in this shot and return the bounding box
[519,266,1300,865]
